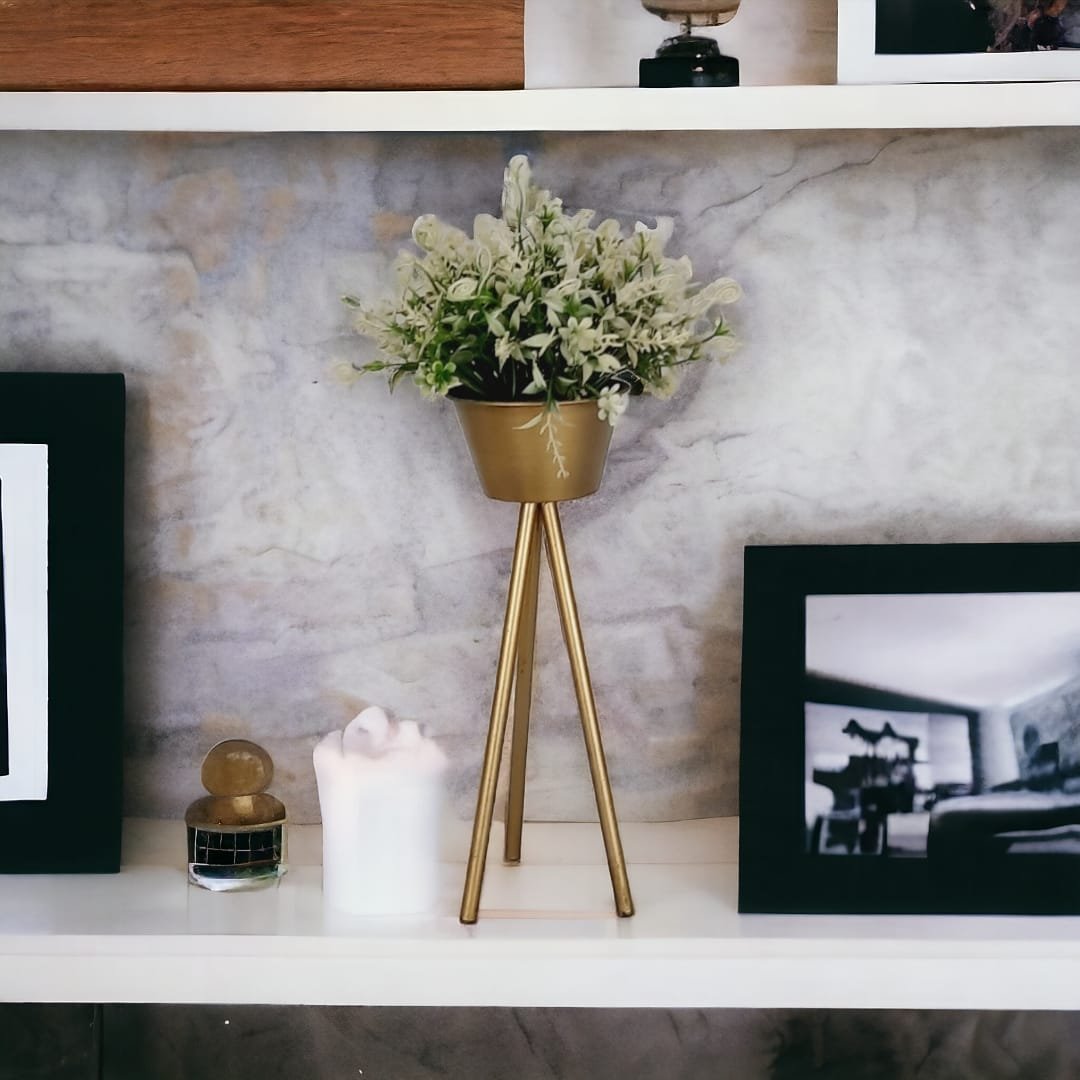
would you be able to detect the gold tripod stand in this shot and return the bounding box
[454,398,635,925]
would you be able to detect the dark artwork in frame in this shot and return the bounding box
[875,0,1080,55]
[0,373,125,872]
[739,542,1080,916]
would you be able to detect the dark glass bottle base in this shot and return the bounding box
[639,34,740,88]
[186,824,285,892]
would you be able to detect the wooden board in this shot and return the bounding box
[0,0,524,91]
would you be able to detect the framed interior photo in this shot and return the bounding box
[740,542,1080,915]
[839,0,1080,84]
[0,373,125,872]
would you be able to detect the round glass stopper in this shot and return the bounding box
[201,739,274,796]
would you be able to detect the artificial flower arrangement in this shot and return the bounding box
[346,155,740,474]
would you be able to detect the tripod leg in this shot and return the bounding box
[540,502,634,917]
[504,510,542,865]
[460,502,539,925]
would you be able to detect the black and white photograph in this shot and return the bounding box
[0,444,49,804]
[739,542,1080,915]
[805,593,1080,867]
[839,0,1080,82]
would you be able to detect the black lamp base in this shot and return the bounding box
[639,33,740,88]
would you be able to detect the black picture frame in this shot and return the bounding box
[739,542,1080,916]
[0,373,125,872]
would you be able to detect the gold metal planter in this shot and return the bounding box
[453,397,634,925]
[453,397,613,503]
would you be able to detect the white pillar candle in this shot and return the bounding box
[313,706,448,916]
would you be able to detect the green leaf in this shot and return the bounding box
[389,364,417,392]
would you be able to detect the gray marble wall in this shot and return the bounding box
[2,128,1079,823]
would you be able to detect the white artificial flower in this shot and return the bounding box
[669,255,694,282]
[650,366,680,400]
[447,277,479,301]
[711,277,743,305]
[596,386,629,427]
[547,278,581,300]
[414,216,454,253]
[523,362,547,395]
[596,219,622,244]
[566,207,597,232]
[474,213,514,258]
[392,251,418,286]
[559,316,599,364]
[501,155,531,224]
[705,333,740,360]
[690,277,743,314]
[633,216,676,256]
[331,359,362,385]
[411,214,439,250]
[616,278,659,308]
[521,331,556,352]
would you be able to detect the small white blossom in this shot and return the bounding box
[596,386,629,427]
[559,316,599,365]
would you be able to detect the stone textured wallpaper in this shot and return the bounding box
[1,128,1079,823]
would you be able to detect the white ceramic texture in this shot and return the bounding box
[1,128,1078,822]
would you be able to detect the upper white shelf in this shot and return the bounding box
[2,84,1080,134]
[3,818,1080,1010]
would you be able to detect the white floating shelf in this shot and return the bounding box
[2,83,1080,134]
[3,818,1080,1009]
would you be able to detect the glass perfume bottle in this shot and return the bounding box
[185,739,287,891]
[639,0,742,87]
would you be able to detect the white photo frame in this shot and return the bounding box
[838,0,1080,85]
[0,444,48,802]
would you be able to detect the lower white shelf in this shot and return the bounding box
[3,818,1080,1009]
